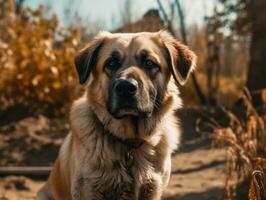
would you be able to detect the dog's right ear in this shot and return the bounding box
[159,31,196,86]
[74,34,106,84]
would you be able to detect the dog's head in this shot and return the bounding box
[75,31,196,119]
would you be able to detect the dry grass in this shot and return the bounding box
[213,89,266,200]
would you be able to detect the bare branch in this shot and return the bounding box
[156,0,169,25]
[174,0,187,44]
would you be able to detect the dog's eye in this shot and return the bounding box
[145,59,155,67]
[105,59,120,71]
[143,58,160,75]
[144,59,159,71]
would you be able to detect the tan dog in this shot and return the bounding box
[37,30,196,200]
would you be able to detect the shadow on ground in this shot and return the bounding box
[166,187,224,200]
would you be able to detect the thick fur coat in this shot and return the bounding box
[37,30,196,200]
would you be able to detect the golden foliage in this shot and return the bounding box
[0,5,81,115]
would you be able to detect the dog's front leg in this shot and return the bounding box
[90,182,135,200]
[71,175,92,200]
[138,174,163,200]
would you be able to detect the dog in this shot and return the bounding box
[37,30,196,200]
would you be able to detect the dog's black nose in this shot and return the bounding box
[114,79,138,97]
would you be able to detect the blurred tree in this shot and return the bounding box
[216,0,266,104]
[205,9,224,105]
[121,0,133,25]
[247,0,266,104]
[205,0,251,105]
[14,0,26,13]
[215,0,250,36]
[156,0,171,29]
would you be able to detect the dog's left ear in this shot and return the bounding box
[160,31,197,85]
[74,32,108,84]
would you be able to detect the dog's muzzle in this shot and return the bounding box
[108,78,140,118]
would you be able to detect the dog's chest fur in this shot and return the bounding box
[64,95,178,199]
[70,124,166,199]
[72,143,162,200]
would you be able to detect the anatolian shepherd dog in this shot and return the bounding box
[37,30,196,200]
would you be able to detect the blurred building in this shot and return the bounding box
[114,9,165,33]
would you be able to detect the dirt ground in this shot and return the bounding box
[0,108,228,200]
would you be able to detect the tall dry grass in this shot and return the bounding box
[214,89,266,200]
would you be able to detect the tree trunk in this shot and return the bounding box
[247,0,266,98]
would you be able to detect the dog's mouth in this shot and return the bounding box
[111,107,139,119]
[108,104,153,119]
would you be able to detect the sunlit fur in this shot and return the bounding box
[37,30,196,200]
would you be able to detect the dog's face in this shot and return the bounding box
[75,31,196,119]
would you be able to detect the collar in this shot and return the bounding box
[109,134,145,149]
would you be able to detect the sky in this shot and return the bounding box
[25,0,215,29]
